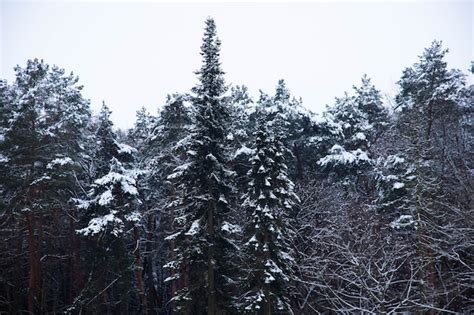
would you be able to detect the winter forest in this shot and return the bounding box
[0,17,473,314]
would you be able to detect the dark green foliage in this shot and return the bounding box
[0,25,472,315]
[239,118,298,313]
[164,18,238,314]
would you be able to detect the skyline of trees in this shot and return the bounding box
[0,18,472,314]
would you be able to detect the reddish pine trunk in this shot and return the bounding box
[26,210,41,313]
[133,226,147,312]
[70,216,83,302]
[145,213,159,311]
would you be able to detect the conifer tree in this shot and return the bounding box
[393,40,471,311]
[128,106,155,154]
[142,93,192,311]
[164,18,238,314]
[239,117,298,314]
[75,103,142,313]
[315,76,387,178]
[0,59,91,313]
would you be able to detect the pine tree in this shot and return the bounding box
[353,75,388,140]
[394,40,471,311]
[164,18,238,314]
[0,59,91,313]
[315,76,387,179]
[239,117,298,314]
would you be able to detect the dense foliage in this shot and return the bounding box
[0,19,472,314]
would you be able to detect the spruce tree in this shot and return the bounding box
[239,117,298,314]
[164,18,238,314]
[75,103,142,313]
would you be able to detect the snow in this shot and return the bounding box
[390,215,415,229]
[30,176,52,186]
[234,145,254,158]
[77,210,124,237]
[164,232,181,241]
[218,194,228,204]
[206,153,218,163]
[98,190,114,206]
[95,171,139,196]
[265,259,283,275]
[264,271,275,283]
[221,222,241,233]
[318,145,370,167]
[47,157,73,169]
[353,132,366,141]
[72,198,91,210]
[393,182,405,189]
[116,141,137,155]
[125,211,141,223]
[245,234,258,246]
[121,179,139,196]
[0,154,8,163]
[279,251,294,262]
[185,219,200,236]
[168,162,192,179]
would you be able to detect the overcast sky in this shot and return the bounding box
[1,1,472,129]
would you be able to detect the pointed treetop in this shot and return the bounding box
[193,17,226,98]
[274,79,290,103]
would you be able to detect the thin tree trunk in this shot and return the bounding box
[70,216,82,303]
[133,226,147,313]
[293,142,303,180]
[26,210,41,314]
[145,212,158,313]
[207,201,216,315]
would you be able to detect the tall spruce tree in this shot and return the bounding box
[239,117,299,314]
[164,18,238,314]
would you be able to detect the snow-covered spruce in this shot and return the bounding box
[163,18,238,314]
[239,118,299,313]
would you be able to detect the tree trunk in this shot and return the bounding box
[26,210,41,314]
[70,216,83,302]
[207,201,216,315]
[145,212,158,313]
[133,226,147,313]
[293,142,303,180]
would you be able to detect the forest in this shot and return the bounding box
[0,18,473,314]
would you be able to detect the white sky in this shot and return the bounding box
[1,1,473,129]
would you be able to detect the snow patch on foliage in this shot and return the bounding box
[234,145,254,158]
[47,157,73,169]
[77,210,124,237]
[318,144,370,167]
[393,182,405,189]
[390,215,415,229]
[221,222,241,233]
[95,171,139,196]
[185,219,200,236]
[116,141,137,155]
